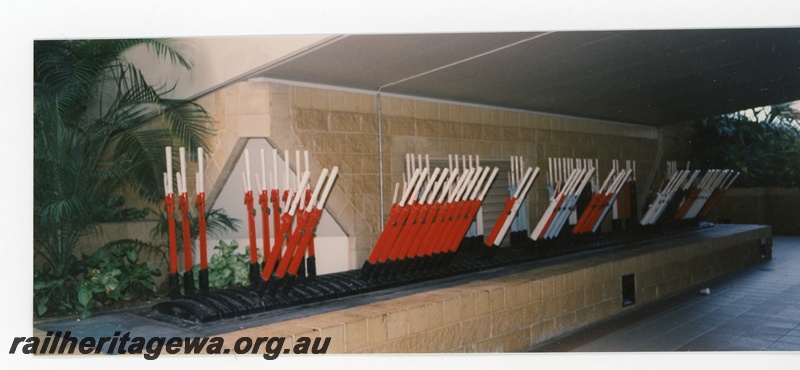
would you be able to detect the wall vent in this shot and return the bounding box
[622,273,636,307]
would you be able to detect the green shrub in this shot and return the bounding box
[34,245,160,318]
[693,104,800,187]
[34,38,212,284]
[195,240,254,290]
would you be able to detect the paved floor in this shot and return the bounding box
[532,235,800,352]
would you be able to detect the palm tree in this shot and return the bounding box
[34,39,213,278]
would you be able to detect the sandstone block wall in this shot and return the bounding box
[245,81,658,267]
[707,188,800,235]
[216,225,770,353]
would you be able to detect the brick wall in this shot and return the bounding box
[660,121,697,166]
[706,187,800,235]
[246,81,659,268]
[216,225,770,353]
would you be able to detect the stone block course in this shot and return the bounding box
[209,225,761,353]
[407,304,428,334]
[366,313,389,345]
[488,285,506,312]
[426,300,445,330]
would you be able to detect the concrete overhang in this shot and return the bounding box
[248,29,800,126]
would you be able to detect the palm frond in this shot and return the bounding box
[113,129,175,202]
[111,38,193,70]
[203,208,241,237]
[34,38,216,278]
[160,99,214,156]
[150,208,240,250]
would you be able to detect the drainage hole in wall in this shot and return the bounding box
[622,273,636,307]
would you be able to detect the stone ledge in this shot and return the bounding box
[213,224,770,353]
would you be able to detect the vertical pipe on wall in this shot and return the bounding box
[377,92,385,228]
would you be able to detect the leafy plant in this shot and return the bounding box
[34,245,160,318]
[196,240,253,290]
[692,103,800,187]
[34,39,214,280]
[33,260,79,317]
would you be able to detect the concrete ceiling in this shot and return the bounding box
[254,29,800,126]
